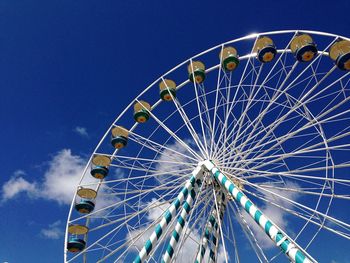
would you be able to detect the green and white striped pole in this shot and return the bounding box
[203,160,316,263]
[209,191,227,263]
[133,165,204,263]
[194,190,226,263]
[194,213,216,263]
[162,181,201,263]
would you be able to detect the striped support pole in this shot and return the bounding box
[162,180,201,263]
[203,160,316,263]
[209,191,227,263]
[133,165,204,263]
[194,213,216,263]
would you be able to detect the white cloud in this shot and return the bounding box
[41,149,86,205]
[74,126,89,137]
[155,140,196,185]
[1,149,120,220]
[40,220,63,240]
[1,170,38,201]
[1,149,89,205]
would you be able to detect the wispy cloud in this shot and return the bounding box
[154,139,195,185]
[1,149,87,205]
[40,220,63,240]
[74,126,89,138]
[1,170,38,201]
[1,149,119,218]
[41,149,87,204]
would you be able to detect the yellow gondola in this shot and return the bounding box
[159,79,176,101]
[134,101,151,123]
[67,225,89,253]
[290,34,317,62]
[111,126,129,149]
[188,61,206,84]
[253,36,277,63]
[90,155,111,179]
[329,40,350,71]
[220,46,240,70]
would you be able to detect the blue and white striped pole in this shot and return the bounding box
[162,181,201,263]
[133,165,204,263]
[203,160,316,263]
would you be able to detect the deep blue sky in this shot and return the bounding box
[0,0,349,262]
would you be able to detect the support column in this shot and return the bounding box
[203,160,316,263]
[162,180,201,263]
[209,191,227,263]
[133,165,204,263]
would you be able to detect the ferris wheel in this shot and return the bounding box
[64,30,350,263]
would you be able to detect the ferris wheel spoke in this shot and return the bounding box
[236,121,322,168]
[224,44,300,157]
[230,66,321,163]
[172,96,208,157]
[110,163,193,177]
[226,165,350,187]
[214,56,256,160]
[213,96,292,162]
[212,91,266,161]
[213,58,254,159]
[233,143,348,179]
[232,70,350,163]
[230,48,337,160]
[188,60,211,157]
[210,44,228,159]
[225,201,241,263]
[226,142,350,173]
[225,64,265,157]
[127,129,199,162]
[113,154,195,168]
[224,101,350,171]
[135,99,203,161]
[259,184,350,200]
[218,92,294,174]
[228,201,268,263]
[160,76,208,157]
[78,167,194,191]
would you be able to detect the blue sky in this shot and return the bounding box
[1,1,350,262]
